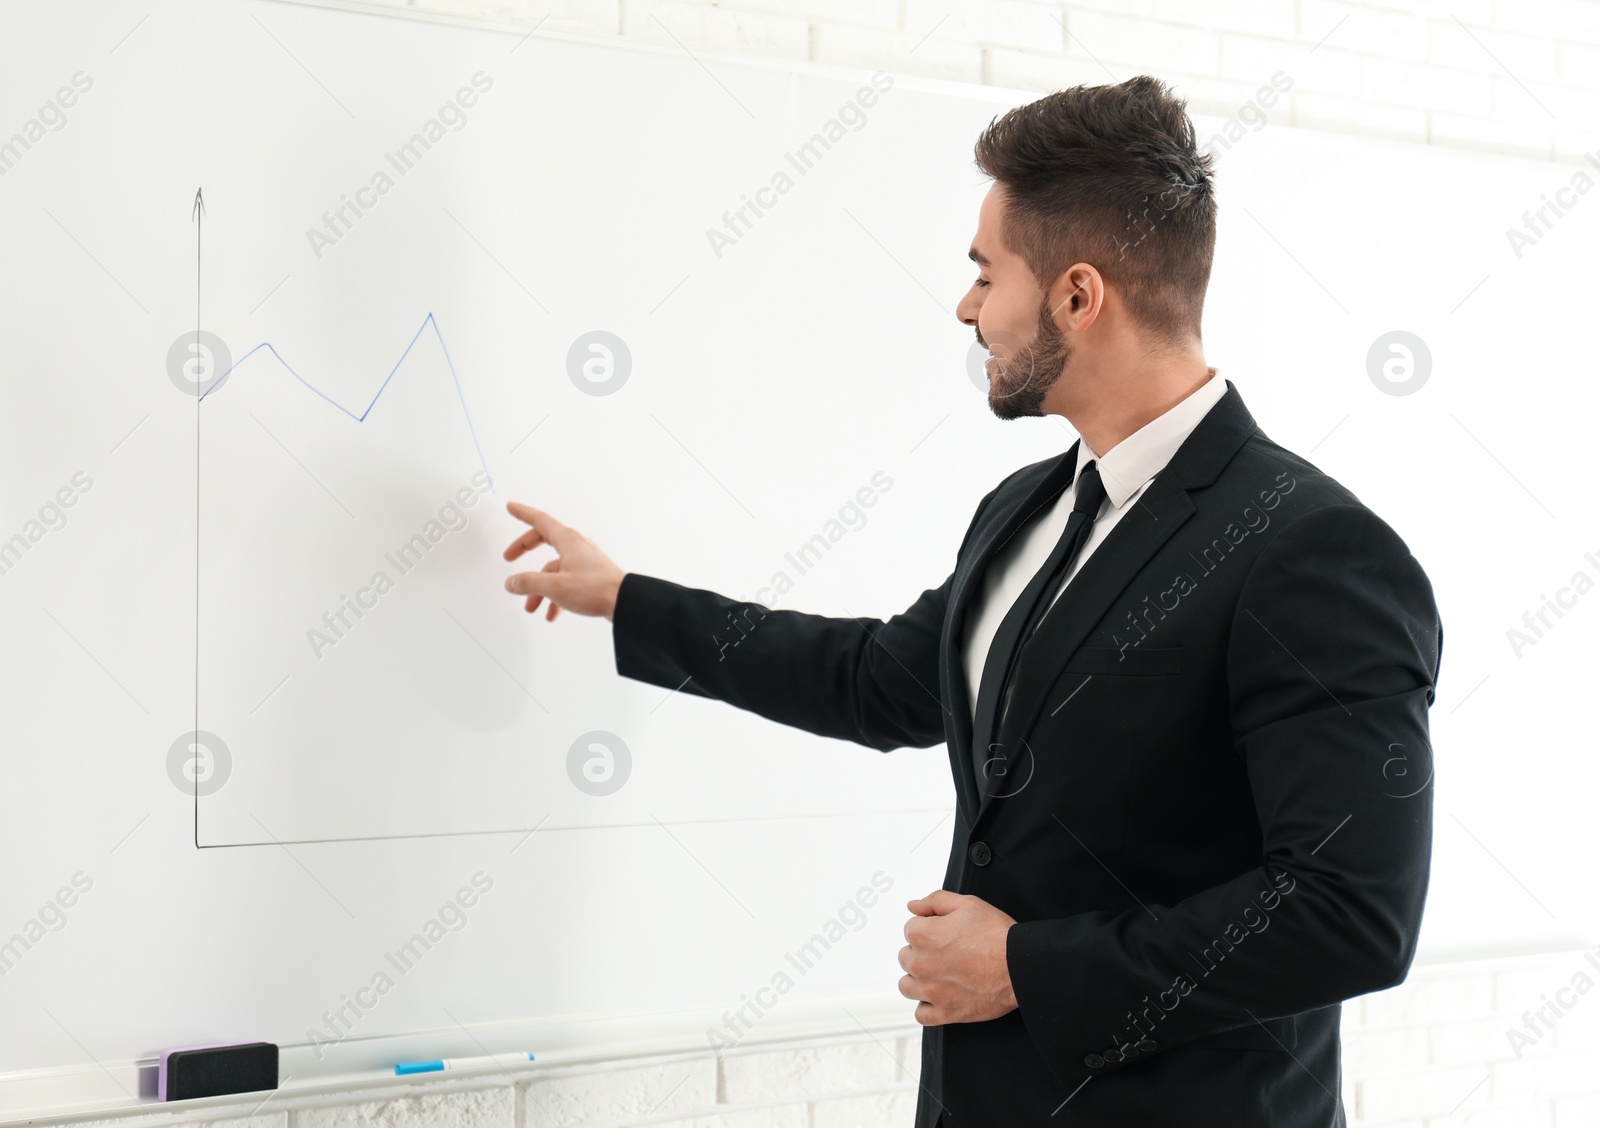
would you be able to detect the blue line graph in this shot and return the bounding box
[200,312,492,485]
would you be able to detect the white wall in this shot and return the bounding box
[370,0,1600,163]
[38,0,1600,1123]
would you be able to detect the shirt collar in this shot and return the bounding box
[1075,369,1227,508]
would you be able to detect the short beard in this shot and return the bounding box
[986,293,1071,420]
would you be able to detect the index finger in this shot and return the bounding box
[907,890,960,917]
[503,524,547,562]
[503,502,562,561]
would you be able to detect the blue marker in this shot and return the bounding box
[395,1051,535,1075]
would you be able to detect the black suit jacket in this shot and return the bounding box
[612,380,1442,1126]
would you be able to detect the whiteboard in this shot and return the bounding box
[0,0,1594,1116]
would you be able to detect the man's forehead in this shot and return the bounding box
[971,184,1008,264]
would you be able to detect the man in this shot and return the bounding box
[501,75,1441,1127]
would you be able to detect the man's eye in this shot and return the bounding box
[975,277,990,288]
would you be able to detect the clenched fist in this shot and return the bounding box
[898,891,1019,1026]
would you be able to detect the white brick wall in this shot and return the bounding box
[1346,948,1600,1125]
[52,1,1595,1124]
[366,0,1600,162]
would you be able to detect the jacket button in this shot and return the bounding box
[968,841,992,866]
[1103,1048,1123,1063]
[1084,1054,1105,1069]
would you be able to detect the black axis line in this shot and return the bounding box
[193,186,203,852]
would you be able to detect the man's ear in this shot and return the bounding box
[1047,263,1103,331]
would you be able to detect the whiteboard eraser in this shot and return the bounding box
[159,1042,278,1102]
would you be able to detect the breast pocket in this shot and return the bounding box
[1064,644,1183,676]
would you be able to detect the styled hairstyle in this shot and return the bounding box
[973,75,1217,345]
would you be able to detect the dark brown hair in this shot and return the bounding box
[973,75,1217,346]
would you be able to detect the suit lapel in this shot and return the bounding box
[974,477,1197,823]
[966,380,1259,825]
[940,441,1081,824]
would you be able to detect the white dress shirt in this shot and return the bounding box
[962,369,1228,721]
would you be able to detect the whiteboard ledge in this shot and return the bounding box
[0,990,918,1125]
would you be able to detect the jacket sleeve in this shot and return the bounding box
[610,487,1000,752]
[1005,503,1442,1081]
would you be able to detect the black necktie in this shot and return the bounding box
[972,459,1107,793]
